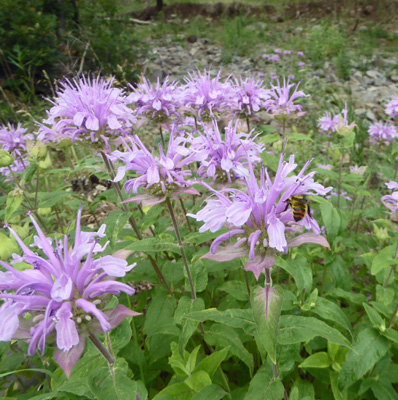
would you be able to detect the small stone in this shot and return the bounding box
[355,108,367,118]
[366,110,376,121]
[358,25,368,32]
[187,35,197,43]
[391,75,398,83]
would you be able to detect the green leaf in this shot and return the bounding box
[126,237,181,254]
[191,260,208,293]
[204,324,254,376]
[371,245,398,275]
[371,379,398,400]
[184,228,228,245]
[330,371,347,400]
[260,152,279,172]
[104,210,130,251]
[5,193,23,222]
[383,328,398,344]
[88,366,139,400]
[195,347,230,378]
[0,368,56,379]
[288,132,313,142]
[339,328,389,388]
[327,288,367,306]
[363,303,385,330]
[299,352,332,369]
[169,342,189,377]
[184,308,256,335]
[259,133,281,143]
[320,203,341,240]
[184,370,212,392]
[153,382,192,400]
[244,364,284,400]
[191,384,227,400]
[37,191,71,208]
[143,289,179,338]
[251,285,283,363]
[275,256,312,294]
[217,280,249,301]
[175,297,205,353]
[278,315,352,349]
[109,319,132,353]
[312,297,353,336]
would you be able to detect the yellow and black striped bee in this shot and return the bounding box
[284,195,311,222]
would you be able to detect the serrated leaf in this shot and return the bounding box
[204,324,254,376]
[259,133,281,143]
[191,384,227,400]
[185,370,212,392]
[363,303,385,330]
[104,210,130,251]
[184,308,256,335]
[276,256,312,294]
[251,285,283,363]
[184,228,228,245]
[278,315,352,348]
[195,347,230,378]
[244,364,284,400]
[371,245,398,275]
[191,260,208,293]
[153,382,192,400]
[217,280,249,301]
[299,352,332,369]
[320,203,341,240]
[5,193,23,222]
[383,328,398,344]
[109,319,132,353]
[126,237,181,254]
[339,328,389,389]
[288,132,312,141]
[312,297,352,336]
[37,191,71,208]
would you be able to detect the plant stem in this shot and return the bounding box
[383,239,398,288]
[89,333,117,391]
[159,126,165,148]
[89,333,115,365]
[165,197,196,300]
[244,269,251,297]
[337,149,344,209]
[179,197,193,232]
[100,152,172,295]
[388,302,398,328]
[246,117,250,132]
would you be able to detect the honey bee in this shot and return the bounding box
[284,195,312,222]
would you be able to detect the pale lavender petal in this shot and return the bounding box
[51,274,73,301]
[75,298,111,332]
[245,255,276,280]
[201,244,247,262]
[55,302,79,351]
[0,303,23,341]
[92,255,136,277]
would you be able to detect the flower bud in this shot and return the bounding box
[38,207,52,216]
[0,150,14,167]
[373,224,389,242]
[38,153,52,170]
[59,138,72,149]
[29,143,47,159]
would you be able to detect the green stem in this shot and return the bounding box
[388,302,398,328]
[383,239,398,288]
[159,126,165,149]
[165,197,196,300]
[337,149,344,209]
[100,152,172,296]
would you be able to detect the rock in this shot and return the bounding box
[187,35,197,43]
[246,22,268,32]
[358,25,368,32]
[148,64,166,82]
[355,108,367,118]
[366,110,376,121]
[391,75,398,83]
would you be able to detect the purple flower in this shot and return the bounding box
[0,157,29,180]
[110,132,199,205]
[190,153,331,280]
[368,121,398,143]
[318,112,339,133]
[232,77,270,117]
[0,123,33,157]
[263,54,271,61]
[128,76,181,121]
[265,78,309,118]
[190,120,263,183]
[271,55,280,63]
[0,206,138,377]
[298,62,305,70]
[274,48,281,54]
[297,51,304,57]
[181,69,234,120]
[382,181,398,214]
[317,164,333,170]
[350,165,366,174]
[283,50,292,56]
[385,96,398,119]
[38,75,136,145]
[270,73,278,81]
